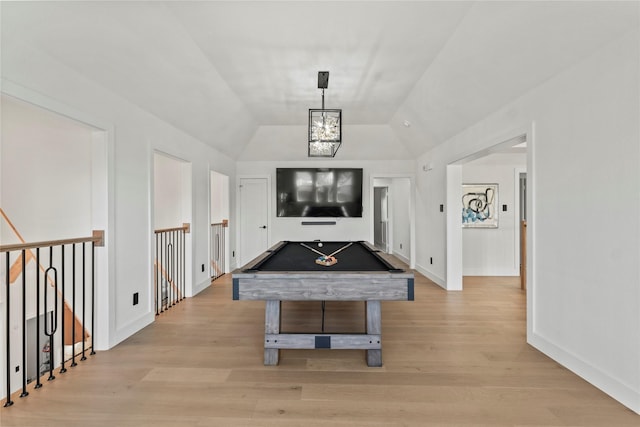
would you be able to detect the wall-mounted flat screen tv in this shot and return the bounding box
[276,168,363,217]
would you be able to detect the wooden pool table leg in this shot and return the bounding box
[264,300,281,365]
[366,300,382,367]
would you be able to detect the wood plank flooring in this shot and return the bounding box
[1,272,638,426]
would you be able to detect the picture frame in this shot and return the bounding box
[462,183,498,228]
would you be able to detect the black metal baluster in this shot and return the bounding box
[222,225,226,276]
[167,234,171,307]
[19,250,28,398]
[216,228,220,279]
[81,242,86,361]
[176,230,180,302]
[90,241,96,356]
[168,237,173,307]
[59,245,66,374]
[174,230,177,304]
[44,247,58,381]
[174,230,178,304]
[182,229,185,298]
[4,252,13,407]
[71,245,77,368]
[35,248,42,389]
[162,232,166,312]
[155,233,159,315]
[175,229,179,303]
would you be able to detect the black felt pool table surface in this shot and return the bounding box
[245,241,402,272]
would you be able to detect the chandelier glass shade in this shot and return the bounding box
[308,71,341,157]
[308,108,342,157]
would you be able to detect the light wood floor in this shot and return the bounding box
[2,272,638,426]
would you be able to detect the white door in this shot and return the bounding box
[239,178,269,265]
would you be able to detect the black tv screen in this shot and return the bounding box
[276,168,363,217]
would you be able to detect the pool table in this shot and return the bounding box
[232,240,414,367]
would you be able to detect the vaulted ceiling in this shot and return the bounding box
[2,1,638,160]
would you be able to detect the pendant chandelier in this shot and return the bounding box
[308,71,342,157]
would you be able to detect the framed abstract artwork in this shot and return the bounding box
[462,184,498,228]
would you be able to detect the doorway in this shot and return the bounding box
[238,177,270,265]
[370,175,415,268]
[0,88,111,351]
[153,152,192,301]
[373,186,389,252]
[519,172,527,289]
[210,171,229,280]
[446,128,531,291]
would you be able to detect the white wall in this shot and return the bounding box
[236,160,415,246]
[1,41,239,349]
[416,30,640,413]
[1,95,94,241]
[462,160,525,276]
[210,171,229,223]
[154,153,188,229]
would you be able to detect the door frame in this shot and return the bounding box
[369,174,415,269]
[209,170,230,277]
[445,123,533,292]
[236,175,271,266]
[373,186,389,252]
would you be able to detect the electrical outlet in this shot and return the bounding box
[201,264,205,272]
[133,292,139,305]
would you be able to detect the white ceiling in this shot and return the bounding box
[2,1,638,159]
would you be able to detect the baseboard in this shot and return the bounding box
[529,331,640,415]
[113,312,155,348]
[192,277,211,296]
[415,263,446,289]
[463,268,519,276]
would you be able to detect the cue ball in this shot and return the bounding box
[318,242,323,247]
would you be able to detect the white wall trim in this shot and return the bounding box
[115,313,155,346]
[529,332,640,414]
[445,122,534,292]
[150,150,194,308]
[415,263,446,289]
[236,174,272,265]
[526,121,537,344]
[445,165,463,290]
[193,277,212,297]
[369,173,416,269]
[513,166,527,274]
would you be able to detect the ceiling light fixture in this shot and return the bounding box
[309,71,342,157]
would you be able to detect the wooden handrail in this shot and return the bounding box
[0,234,103,253]
[154,223,190,234]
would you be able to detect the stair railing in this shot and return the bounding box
[1,231,103,406]
[210,220,227,281]
[154,224,189,315]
